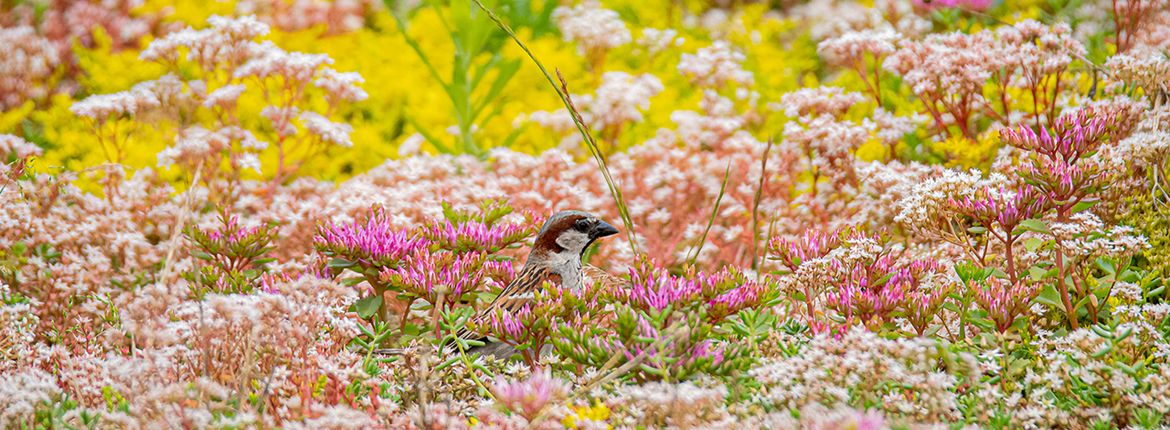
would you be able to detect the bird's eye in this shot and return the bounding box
[574,218,592,232]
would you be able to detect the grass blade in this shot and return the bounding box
[472,0,639,254]
[687,162,732,267]
[750,138,774,271]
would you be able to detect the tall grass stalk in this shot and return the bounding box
[687,163,732,267]
[473,0,638,254]
[750,138,774,272]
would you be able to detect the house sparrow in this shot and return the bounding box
[463,210,621,359]
[377,210,622,358]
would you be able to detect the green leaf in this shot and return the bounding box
[1147,285,1166,300]
[1035,285,1063,309]
[328,258,357,269]
[354,295,383,319]
[435,355,460,371]
[1071,199,1099,214]
[1016,219,1051,235]
[1091,343,1113,358]
[1091,324,1113,339]
[1022,237,1044,253]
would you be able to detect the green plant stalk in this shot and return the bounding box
[750,138,773,272]
[687,162,732,267]
[473,0,639,254]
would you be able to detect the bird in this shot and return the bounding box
[473,210,621,318]
[377,210,622,359]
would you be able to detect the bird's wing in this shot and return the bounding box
[451,265,560,343]
[582,264,627,290]
[481,265,560,316]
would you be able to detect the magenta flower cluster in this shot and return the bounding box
[423,220,532,253]
[313,205,533,325]
[973,277,1040,333]
[314,207,428,268]
[381,250,487,307]
[618,259,767,322]
[949,185,1048,232]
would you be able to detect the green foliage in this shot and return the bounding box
[390,0,525,155]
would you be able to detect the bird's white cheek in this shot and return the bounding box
[555,231,592,252]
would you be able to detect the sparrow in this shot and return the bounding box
[461,210,621,358]
[473,210,620,317]
[376,210,622,358]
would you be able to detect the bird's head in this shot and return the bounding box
[531,210,620,258]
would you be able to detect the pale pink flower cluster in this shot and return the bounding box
[784,115,871,186]
[1132,6,1170,50]
[751,328,969,423]
[912,0,994,10]
[203,83,248,110]
[995,20,1085,81]
[235,42,334,83]
[1114,106,1170,164]
[865,107,922,147]
[638,28,684,55]
[776,87,865,119]
[157,125,267,171]
[140,15,270,68]
[793,0,930,40]
[552,0,632,54]
[1107,47,1170,96]
[884,21,1086,134]
[0,26,60,110]
[39,0,156,56]
[585,72,664,129]
[69,77,170,122]
[817,29,898,68]
[236,0,379,34]
[668,90,755,150]
[315,68,369,103]
[883,31,997,105]
[300,111,355,147]
[678,41,754,88]
[778,88,874,193]
[606,382,733,428]
[0,134,43,159]
[523,72,663,146]
[489,372,569,421]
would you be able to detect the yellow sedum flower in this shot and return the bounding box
[562,401,612,429]
[930,130,1001,170]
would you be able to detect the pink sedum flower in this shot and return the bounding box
[424,220,532,253]
[314,207,428,268]
[490,372,569,421]
[382,250,486,305]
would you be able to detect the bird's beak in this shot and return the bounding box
[590,220,619,239]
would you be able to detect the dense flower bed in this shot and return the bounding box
[4,0,1170,428]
